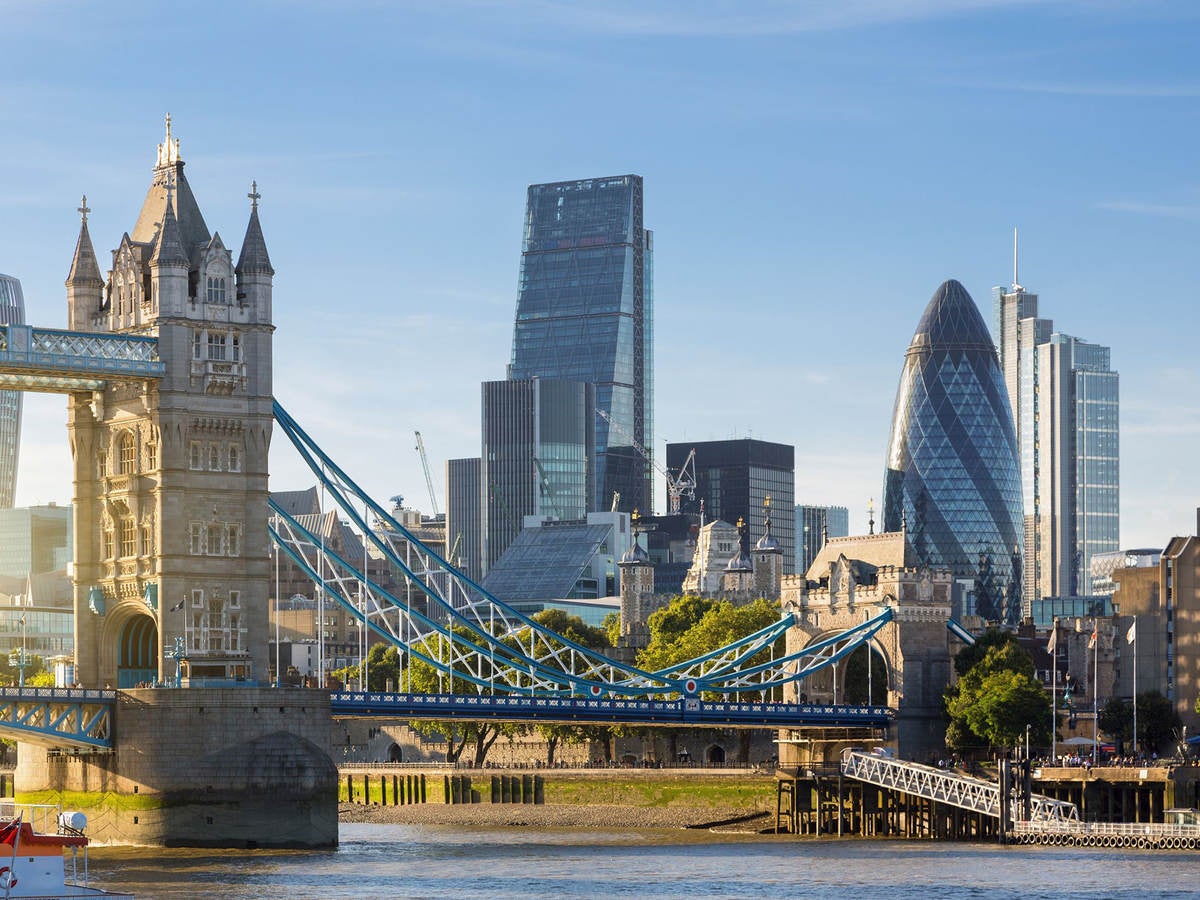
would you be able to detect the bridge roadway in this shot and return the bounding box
[329,691,894,728]
[0,687,893,748]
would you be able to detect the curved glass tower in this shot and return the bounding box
[883,279,1023,623]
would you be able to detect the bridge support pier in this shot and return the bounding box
[15,688,336,848]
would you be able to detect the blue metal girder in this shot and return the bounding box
[329,691,894,729]
[0,324,164,393]
[0,688,115,750]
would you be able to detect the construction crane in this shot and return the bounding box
[413,431,440,517]
[595,408,697,515]
[532,458,560,519]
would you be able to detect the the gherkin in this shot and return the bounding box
[883,279,1023,623]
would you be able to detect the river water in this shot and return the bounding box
[84,824,1199,899]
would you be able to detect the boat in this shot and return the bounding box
[0,809,132,899]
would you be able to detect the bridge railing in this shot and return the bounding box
[841,750,1078,825]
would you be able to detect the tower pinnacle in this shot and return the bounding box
[248,180,261,212]
[77,195,90,224]
[156,113,182,168]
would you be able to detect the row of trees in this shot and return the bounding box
[334,596,783,767]
[945,629,1182,756]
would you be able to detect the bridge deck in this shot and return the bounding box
[331,691,894,729]
[0,687,115,750]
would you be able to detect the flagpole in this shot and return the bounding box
[1050,618,1058,765]
[1092,618,1099,767]
[1132,615,1138,758]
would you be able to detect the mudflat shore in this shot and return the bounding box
[339,801,773,831]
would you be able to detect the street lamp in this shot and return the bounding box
[1025,723,1031,762]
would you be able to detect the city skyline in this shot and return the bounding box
[2,3,1198,549]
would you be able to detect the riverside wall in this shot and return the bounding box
[14,687,337,848]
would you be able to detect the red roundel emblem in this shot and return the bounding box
[684,679,698,695]
[590,684,602,696]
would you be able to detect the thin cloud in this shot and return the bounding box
[410,0,1061,37]
[1095,200,1200,221]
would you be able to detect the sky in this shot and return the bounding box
[1,0,1197,547]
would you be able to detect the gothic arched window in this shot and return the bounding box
[118,431,137,475]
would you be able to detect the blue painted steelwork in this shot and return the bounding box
[0,688,114,750]
[947,618,977,646]
[330,691,893,729]
[0,324,164,393]
[271,400,898,705]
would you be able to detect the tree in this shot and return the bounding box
[528,610,610,766]
[945,640,1050,755]
[637,596,783,764]
[601,611,621,649]
[1137,691,1181,754]
[335,642,403,692]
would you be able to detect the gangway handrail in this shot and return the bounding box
[840,750,1078,825]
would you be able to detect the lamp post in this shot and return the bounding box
[1025,723,1031,762]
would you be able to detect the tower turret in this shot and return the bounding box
[150,186,189,317]
[753,498,783,600]
[66,196,104,330]
[235,181,274,325]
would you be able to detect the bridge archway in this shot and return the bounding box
[115,613,158,689]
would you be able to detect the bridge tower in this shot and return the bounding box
[67,117,274,688]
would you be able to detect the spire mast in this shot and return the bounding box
[1012,226,1021,292]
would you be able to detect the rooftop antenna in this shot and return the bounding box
[1012,226,1022,293]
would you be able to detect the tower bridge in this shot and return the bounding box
[0,118,961,847]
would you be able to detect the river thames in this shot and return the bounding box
[82,824,1200,899]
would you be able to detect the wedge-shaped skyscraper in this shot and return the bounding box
[883,279,1023,623]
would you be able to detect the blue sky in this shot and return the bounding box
[1,0,1197,546]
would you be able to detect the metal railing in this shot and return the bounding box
[841,750,1079,825]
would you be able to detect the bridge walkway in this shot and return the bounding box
[840,750,1078,825]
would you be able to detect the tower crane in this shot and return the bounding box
[413,431,440,518]
[595,408,697,515]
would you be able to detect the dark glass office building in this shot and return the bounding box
[668,439,795,575]
[509,175,653,514]
[795,505,849,575]
[0,274,24,508]
[481,379,596,573]
[445,457,482,581]
[882,280,1023,623]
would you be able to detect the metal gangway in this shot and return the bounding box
[841,750,1078,825]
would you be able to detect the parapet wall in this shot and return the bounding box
[16,687,337,848]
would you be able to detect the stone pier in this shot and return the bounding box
[15,688,336,848]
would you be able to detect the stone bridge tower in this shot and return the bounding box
[779,530,960,763]
[67,117,274,688]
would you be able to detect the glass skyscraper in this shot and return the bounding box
[883,280,1023,623]
[0,274,24,508]
[509,175,653,514]
[795,504,849,575]
[480,378,596,573]
[994,279,1119,604]
[668,439,796,575]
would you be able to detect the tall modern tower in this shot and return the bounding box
[0,274,25,508]
[480,378,595,573]
[795,505,849,575]
[509,175,653,515]
[669,439,796,575]
[994,254,1119,605]
[883,280,1023,623]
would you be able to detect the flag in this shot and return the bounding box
[0,814,22,847]
[1088,624,1098,650]
[1046,628,1058,654]
[169,598,186,612]
[1127,620,1136,644]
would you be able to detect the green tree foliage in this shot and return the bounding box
[334,642,403,692]
[945,640,1050,755]
[1103,692,1180,754]
[637,596,781,679]
[528,610,611,765]
[953,627,1023,677]
[601,611,621,649]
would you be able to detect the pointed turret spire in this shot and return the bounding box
[66,195,104,287]
[151,183,189,268]
[236,180,274,276]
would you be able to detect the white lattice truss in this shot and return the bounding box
[271,400,895,699]
[841,751,1079,825]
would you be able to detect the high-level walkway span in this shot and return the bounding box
[0,324,164,392]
